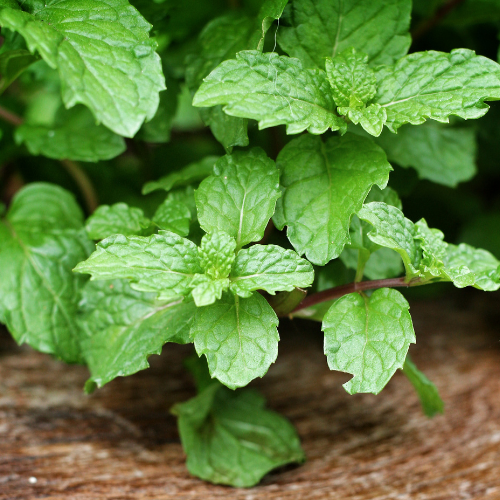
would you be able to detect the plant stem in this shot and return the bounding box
[288,276,421,316]
[0,105,23,127]
[60,160,99,213]
[0,105,99,213]
[411,0,466,41]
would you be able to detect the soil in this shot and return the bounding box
[1,291,499,500]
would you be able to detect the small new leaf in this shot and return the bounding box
[74,232,202,302]
[171,382,305,487]
[198,231,236,279]
[323,288,416,395]
[193,51,346,135]
[403,357,444,417]
[86,203,151,240]
[230,244,314,298]
[325,48,376,108]
[191,292,279,389]
[274,134,392,265]
[195,148,280,249]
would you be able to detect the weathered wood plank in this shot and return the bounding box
[1,293,499,499]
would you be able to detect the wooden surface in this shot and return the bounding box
[1,292,499,500]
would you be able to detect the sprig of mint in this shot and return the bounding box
[0,0,499,489]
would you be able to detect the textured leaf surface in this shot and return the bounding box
[230,245,314,297]
[444,243,500,291]
[190,275,229,308]
[357,202,419,277]
[0,0,165,137]
[142,156,218,195]
[15,105,126,162]
[74,231,202,301]
[85,203,151,240]
[152,197,191,237]
[198,231,236,280]
[403,357,444,417]
[185,15,253,150]
[0,183,92,363]
[325,48,376,108]
[79,280,196,391]
[171,382,304,487]
[191,292,279,389]
[193,50,346,135]
[374,49,500,132]
[278,0,411,68]
[323,288,415,395]
[195,148,280,249]
[358,202,500,289]
[275,134,391,265]
[375,123,477,187]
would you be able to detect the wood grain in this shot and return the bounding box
[1,292,499,499]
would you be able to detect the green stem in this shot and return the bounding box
[354,249,369,283]
[287,276,421,317]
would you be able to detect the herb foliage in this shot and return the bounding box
[1,0,499,488]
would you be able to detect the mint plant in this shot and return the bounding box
[1,0,500,488]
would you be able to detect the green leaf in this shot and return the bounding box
[191,292,279,389]
[0,0,165,137]
[340,186,403,280]
[195,148,280,249]
[444,243,500,291]
[374,123,477,187]
[79,280,196,391]
[251,0,289,50]
[198,231,236,279]
[0,48,38,93]
[142,156,218,195]
[0,183,92,363]
[152,196,191,237]
[358,203,500,289]
[403,357,444,417]
[185,15,253,150]
[322,288,416,395]
[340,102,387,137]
[274,134,392,265]
[190,275,229,308]
[374,49,500,132]
[136,78,179,144]
[185,1,288,149]
[277,0,411,68]
[74,231,202,302]
[171,382,305,487]
[230,244,314,298]
[357,202,420,278]
[85,203,151,240]
[15,104,126,162]
[193,50,347,135]
[325,48,376,108]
